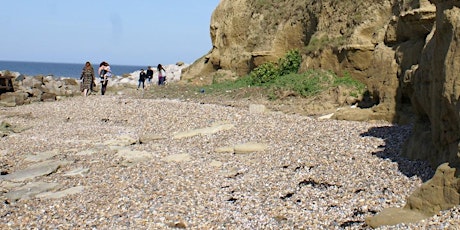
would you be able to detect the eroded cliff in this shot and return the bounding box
[182,0,460,172]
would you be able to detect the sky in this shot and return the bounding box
[0,0,220,66]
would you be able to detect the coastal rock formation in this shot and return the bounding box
[183,0,459,178]
[183,0,437,123]
[403,0,460,171]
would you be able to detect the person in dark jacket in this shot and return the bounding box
[98,61,111,95]
[138,69,147,89]
[146,66,154,83]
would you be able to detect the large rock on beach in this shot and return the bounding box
[366,163,460,228]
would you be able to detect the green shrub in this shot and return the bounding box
[333,72,366,96]
[249,49,302,86]
[201,49,365,102]
[249,62,278,85]
[270,69,335,98]
[278,49,301,76]
[202,74,252,93]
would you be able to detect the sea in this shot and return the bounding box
[0,60,146,79]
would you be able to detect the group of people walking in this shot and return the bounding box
[137,64,167,89]
[80,61,167,96]
[80,61,112,96]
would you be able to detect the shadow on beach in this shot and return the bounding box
[360,125,435,182]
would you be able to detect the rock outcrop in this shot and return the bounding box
[182,0,460,177]
[183,0,432,123]
[366,163,460,228]
[403,0,460,171]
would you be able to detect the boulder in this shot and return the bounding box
[0,92,28,106]
[41,92,57,102]
[366,163,460,228]
[405,163,460,216]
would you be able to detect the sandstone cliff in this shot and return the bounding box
[183,0,436,122]
[183,0,460,173]
[404,0,460,172]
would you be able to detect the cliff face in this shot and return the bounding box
[182,0,460,171]
[404,0,460,170]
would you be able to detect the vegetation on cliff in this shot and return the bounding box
[204,50,365,101]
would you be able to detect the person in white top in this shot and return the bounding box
[98,61,111,95]
[157,64,166,85]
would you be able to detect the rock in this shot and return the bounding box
[139,134,166,144]
[365,208,429,228]
[4,182,61,201]
[182,0,416,126]
[214,146,234,153]
[21,76,43,88]
[64,167,90,177]
[116,148,152,166]
[332,108,374,122]
[404,163,460,216]
[35,186,86,199]
[41,92,57,102]
[403,0,460,171]
[249,104,267,114]
[162,153,192,163]
[233,142,267,154]
[173,123,235,139]
[366,163,460,228]
[0,75,80,106]
[104,135,138,147]
[0,160,72,182]
[167,221,187,229]
[209,160,223,167]
[0,121,28,134]
[0,100,16,107]
[24,150,59,162]
[0,92,28,106]
[0,121,13,133]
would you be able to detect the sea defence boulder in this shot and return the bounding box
[0,75,80,106]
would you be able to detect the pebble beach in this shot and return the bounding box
[1,92,459,229]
